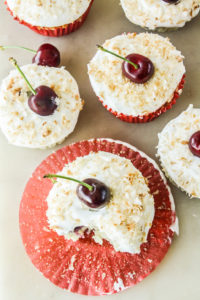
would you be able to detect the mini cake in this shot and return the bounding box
[88,33,185,123]
[120,0,200,31]
[20,139,178,295]
[5,0,94,36]
[46,151,155,254]
[157,105,200,199]
[0,64,83,149]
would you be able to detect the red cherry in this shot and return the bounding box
[28,85,58,116]
[77,178,111,209]
[122,54,154,84]
[189,131,200,157]
[162,0,179,3]
[32,44,60,67]
[44,174,111,210]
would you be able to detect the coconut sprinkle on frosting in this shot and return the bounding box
[88,33,185,117]
[46,151,155,254]
[6,0,92,27]
[157,105,200,198]
[120,0,200,30]
[0,64,83,149]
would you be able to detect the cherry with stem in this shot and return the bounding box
[44,174,93,191]
[97,44,154,84]
[1,44,60,67]
[44,174,111,209]
[9,57,58,116]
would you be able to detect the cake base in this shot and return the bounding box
[5,0,94,37]
[98,75,185,123]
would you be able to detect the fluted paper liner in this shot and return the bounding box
[20,139,176,295]
[5,0,94,37]
[98,75,185,123]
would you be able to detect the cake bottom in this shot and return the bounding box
[5,0,94,37]
[98,75,185,123]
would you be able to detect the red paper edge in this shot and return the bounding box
[5,0,94,37]
[19,139,176,295]
[98,75,185,123]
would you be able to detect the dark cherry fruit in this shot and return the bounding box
[162,0,179,3]
[1,43,60,67]
[97,45,154,84]
[9,58,58,117]
[28,85,58,116]
[73,226,86,237]
[77,178,111,209]
[32,44,60,67]
[44,174,111,210]
[189,131,200,157]
[74,226,85,233]
[122,54,154,84]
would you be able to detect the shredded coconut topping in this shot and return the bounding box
[6,0,92,27]
[120,0,200,30]
[46,151,155,254]
[157,105,200,198]
[88,33,185,116]
[0,64,83,149]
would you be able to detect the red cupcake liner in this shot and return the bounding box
[5,0,94,37]
[20,139,176,295]
[98,75,185,123]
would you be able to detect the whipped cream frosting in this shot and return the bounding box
[157,105,200,198]
[0,64,83,149]
[46,151,155,254]
[88,33,185,117]
[120,0,200,30]
[6,0,92,27]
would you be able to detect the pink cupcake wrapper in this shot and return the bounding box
[20,139,176,295]
[98,75,185,123]
[5,0,94,37]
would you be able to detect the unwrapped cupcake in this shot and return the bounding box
[20,138,178,295]
[5,0,94,36]
[157,105,200,199]
[88,32,185,123]
[120,0,200,31]
[0,62,83,149]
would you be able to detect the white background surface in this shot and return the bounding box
[0,1,200,299]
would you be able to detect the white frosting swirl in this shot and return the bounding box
[46,151,155,254]
[6,0,92,27]
[120,0,200,30]
[0,64,83,149]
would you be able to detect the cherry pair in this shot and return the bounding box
[2,43,61,116]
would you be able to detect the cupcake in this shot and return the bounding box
[120,0,200,31]
[157,105,200,199]
[5,0,94,37]
[20,139,178,295]
[88,33,185,123]
[0,63,83,149]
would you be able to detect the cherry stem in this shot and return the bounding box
[43,174,93,192]
[97,44,139,70]
[0,45,36,53]
[9,57,36,95]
